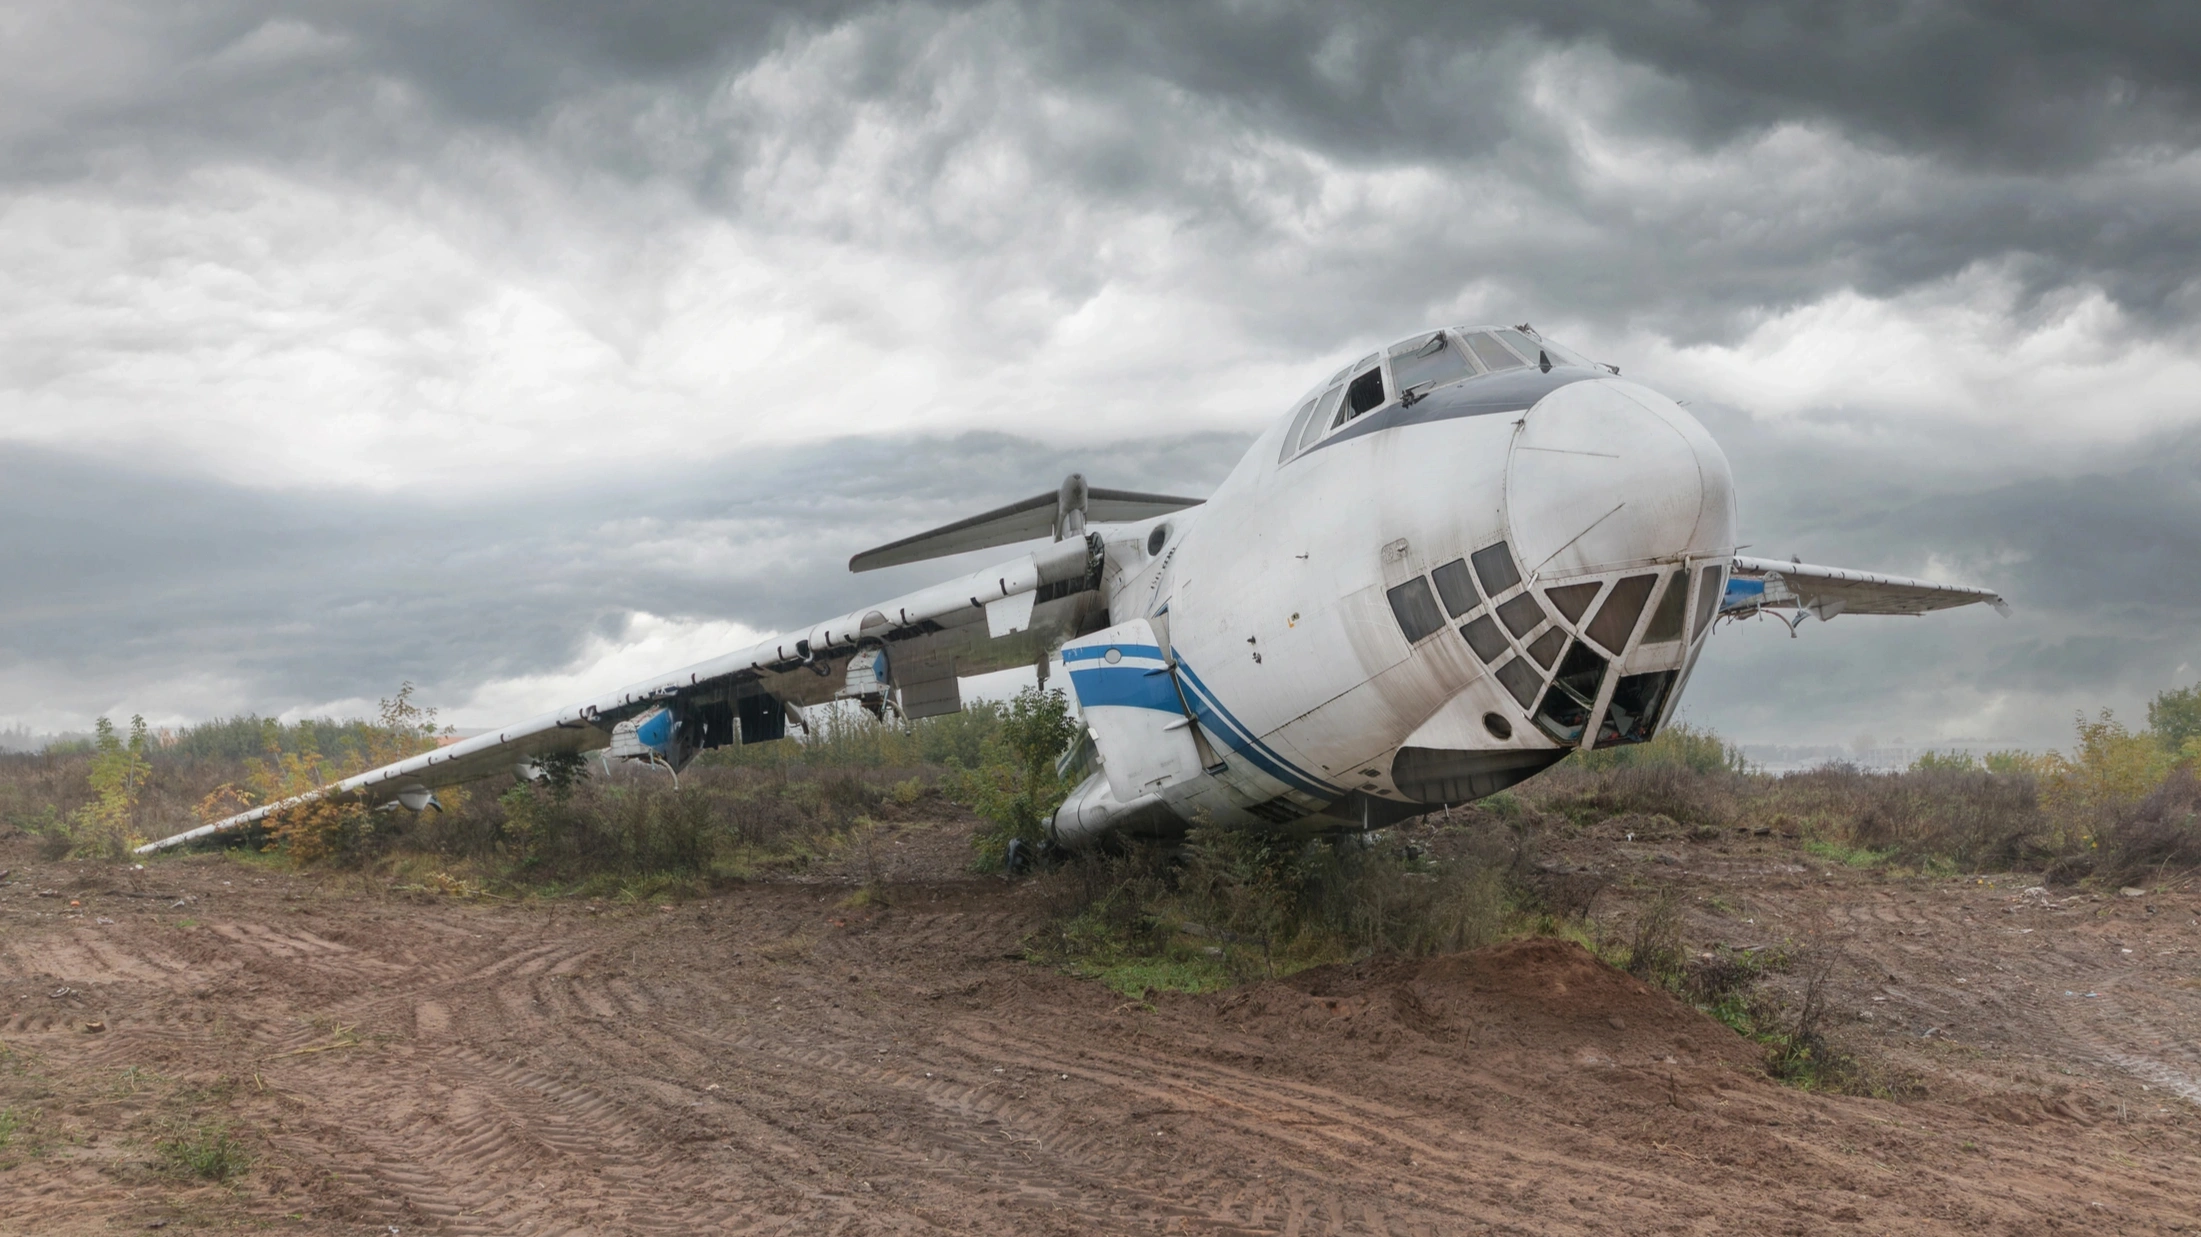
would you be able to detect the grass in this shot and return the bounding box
[1803,836,1894,868]
[1070,953,1236,1000]
[1026,823,1521,995]
[155,1120,253,1183]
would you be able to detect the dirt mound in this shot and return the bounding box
[1214,938,1757,1073]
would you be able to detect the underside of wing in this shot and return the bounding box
[1723,555,2010,622]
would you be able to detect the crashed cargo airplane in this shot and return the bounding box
[141,325,2006,855]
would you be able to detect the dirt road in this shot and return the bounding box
[2,820,2197,1235]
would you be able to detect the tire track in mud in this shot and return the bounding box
[8,845,2198,1236]
[1775,878,2201,1114]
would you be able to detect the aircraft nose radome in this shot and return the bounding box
[1503,379,1736,579]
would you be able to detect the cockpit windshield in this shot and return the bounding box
[1277,326,1605,464]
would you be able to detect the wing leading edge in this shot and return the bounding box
[137,530,1114,854]
[1722,555,2010,624]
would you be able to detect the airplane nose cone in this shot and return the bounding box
[1503,378,1735,577]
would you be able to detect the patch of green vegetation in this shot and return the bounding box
[156,1120,253,1183]
[948,687,1082,871]
[0,1107,19,1149]
[1029,825,1515,996]
[1069,952,1235,1000]
[1803,836,1894,867]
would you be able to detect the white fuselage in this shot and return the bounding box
[1054,337,1736,843]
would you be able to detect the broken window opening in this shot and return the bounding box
[1470,541,1521,596]
[1494,655,1542,708]
[1585,573,1657,653]
[1642,570,1688,643]
[1386,576,1446,644]
[1460,615,1509,664]
[1532,641,1609,744]
[1595,670,1678,748]
[1496,592,1545,638]
[1463,331,1528,372]
[1344,367,1387,420]
[1691,563,1726,643]
[1543,581,1601,625]
[1431,558,1477,617]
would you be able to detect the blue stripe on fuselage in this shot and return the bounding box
[1065,652,1343,799]
[1170,658,1342,798]
[1065,664,1182,712]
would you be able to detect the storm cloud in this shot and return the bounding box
[4,1,2198,748]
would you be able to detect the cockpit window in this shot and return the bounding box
[1388,331,1477,397]
[1386,577,1445,644]
[1282,385,1345,460]
[1642,570,1688,643]
[1278,395,1320,464]
[1342,366,1387,421]
[1462,331,1527,372]
[1533,337,1596,369]
[1494,329,1549,369]
[1470,541,1521,596]
[1299,386,1344,453]
[1691,563,1725,642]
[1584,573,1657,652]
[1430,558,1477,616]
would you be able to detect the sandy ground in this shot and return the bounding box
[1,818,2197,1236]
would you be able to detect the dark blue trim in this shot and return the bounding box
[1067,650,1344,799]
[1172,658,1344,798]
[635,708,674,752]
[1302,366,1600,457]
[1066,664,1184,712]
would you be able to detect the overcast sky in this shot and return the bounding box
[5,1,2198,751]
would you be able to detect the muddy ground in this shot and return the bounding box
[1,817,2197,1236]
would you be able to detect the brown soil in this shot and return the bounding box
[2,819,2197,1235]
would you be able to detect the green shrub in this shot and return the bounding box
[156,1121,252,1182]
[947,687,1081,870]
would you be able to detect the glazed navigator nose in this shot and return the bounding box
[1501,378,1737,577]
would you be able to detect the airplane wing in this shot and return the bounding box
[1722,555,2010,623]
[137,525,1119,854]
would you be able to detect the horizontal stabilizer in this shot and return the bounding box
[850,482,1202,572]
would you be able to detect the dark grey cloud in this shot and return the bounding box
[3,1,2198,745]
[1683,410,2201,744]
[1,431,1243,723]
[10,2,2200,339]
